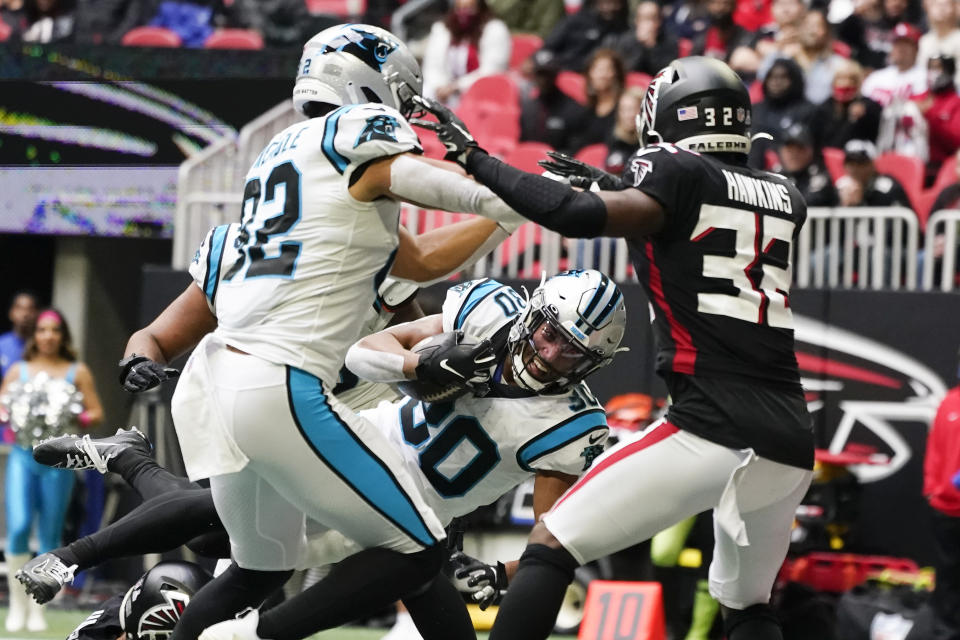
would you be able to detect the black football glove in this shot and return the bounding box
[447,551,508,610]
[414,332,496,388]
[118,354,180,393]
[409,96,481,166]
[538,150,621,191]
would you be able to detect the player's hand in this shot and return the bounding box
[538,151,620,191]
[118,354,180,393]
[415,332,496,388]
[447,551,508,610]
[409,96,480,166]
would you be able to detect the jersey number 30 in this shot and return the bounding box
[225,161,303,281]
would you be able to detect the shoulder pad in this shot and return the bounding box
[188,223,241,308]
[321,104,421,175]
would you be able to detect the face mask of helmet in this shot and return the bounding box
[507,270,626,393]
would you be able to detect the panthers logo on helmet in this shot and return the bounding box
[321,26,396,73]
[355,114,400,147]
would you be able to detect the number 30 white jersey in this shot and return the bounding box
[357,279,610,525]
[191,103,421,385]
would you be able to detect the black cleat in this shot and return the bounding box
[16,553,78,604]
[33,427,152,474]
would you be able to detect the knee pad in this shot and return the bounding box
[518,544,579,582]
[723,603,780,637]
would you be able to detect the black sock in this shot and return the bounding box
[723,603,783,640]
[111,449,197,499]
[489,544,579,640]
[169,563,292,640]
[403,574,476,640]
[58,489,224,570]
[257,545,446,640]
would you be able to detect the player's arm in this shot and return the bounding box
[412,98,666,238]
[345,314,444,381]
[349,152,529,283]
[120,284,217,392]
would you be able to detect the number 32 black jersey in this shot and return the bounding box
[624,143,806,390]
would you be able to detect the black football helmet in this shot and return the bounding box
[119,561,212,640]
[637,56,752,154]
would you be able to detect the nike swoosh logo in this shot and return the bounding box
[439,359,465,379]
[588,432,605,444]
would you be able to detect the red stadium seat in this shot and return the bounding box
[505,142,554,173]
[678,38,694,58]
[556,71,586,104]
[575,143,608,168]
[204,29,264,50]
[121,26,182,47]
[0,20,11,42]
[305,0,367,16]
[930,154,958,197]
[460,74,519,112]
[509,33,543,70]
[822,147,845,183]
[832,40,852,58]
[748,80,763,104]
[875,152,924,212]
[626,72,652,90]
[457,102,520,157]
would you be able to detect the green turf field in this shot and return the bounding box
[0,608,576,639]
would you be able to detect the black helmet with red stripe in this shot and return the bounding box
[119,561,212,640]
[637,57,752,154]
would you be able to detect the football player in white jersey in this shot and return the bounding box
[198,269,627,640]
[132,23,542,640]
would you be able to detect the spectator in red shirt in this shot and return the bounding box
[923,351,960,638]
[914,55,960,183]
[692,0,759,69]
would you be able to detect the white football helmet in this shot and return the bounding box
[508,270,627,393]
[293,24,423,119]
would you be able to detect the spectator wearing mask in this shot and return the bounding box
[812,58,882,149]
[421,0,511,107]
[918,0,960,84]
[792,9,848,104]
[836,138,912,207]
[519,55,587,152]
[570,47,625,152]
[837,0,892,70]
[914,55,960,181]
[22,0,73,42]
[778,123,840,206]
[691,0,758,66]
[749,57,817,168]
[539,0,629,71]
[755,0,807,61]
[860,22,926,106]
[609,1,679,76]
[603,86,644,174]
[923,347,960,639]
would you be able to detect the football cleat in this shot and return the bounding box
[199,608,263,640]
[33,427,152,474]
[16,553,78,604]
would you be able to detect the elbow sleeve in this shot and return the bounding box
[465,150,608,238]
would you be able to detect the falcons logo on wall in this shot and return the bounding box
[794,314,948,483]
[136,590,190,639]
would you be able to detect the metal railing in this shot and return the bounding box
[922,209,960,292]
[795,207,919,290]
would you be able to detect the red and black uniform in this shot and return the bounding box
[622,144,814,469]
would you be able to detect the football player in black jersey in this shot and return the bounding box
[415,56,815,640]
